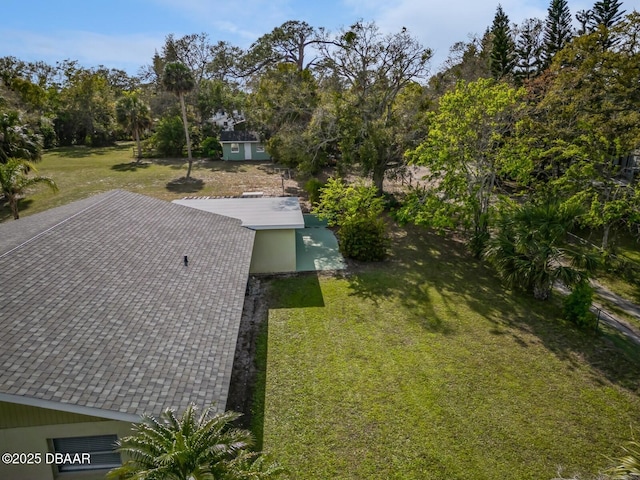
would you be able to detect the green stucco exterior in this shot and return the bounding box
[221,142,271,161]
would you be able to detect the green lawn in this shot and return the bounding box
[1,143,299,221]
[258,226,640,479]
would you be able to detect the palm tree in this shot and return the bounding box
[108,404,284,480]
[0,110,42,163]
[484,200,598,300]
[0,158,58,219]
[162,62,196,179]
[115,92,152,163]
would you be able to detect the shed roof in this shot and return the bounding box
[0,190,255,422]
[219,131,261,143]
[173,197,305,230]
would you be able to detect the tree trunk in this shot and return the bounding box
[179,93,193,179]
[533,283,551,300]
[602,223,611,251]
[9,195,19,219]
[372,162,385,195]
[134,127,142,164]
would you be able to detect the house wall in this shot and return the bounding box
[221,143,271,161]
[249,229,296,273]
[0,415,132,480]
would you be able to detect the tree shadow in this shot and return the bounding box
[153,158,187,170]
[345,220,640,391]
[165,177,205,193]
[46,143,131,159]
[111,162,150,172]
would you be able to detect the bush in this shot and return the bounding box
[151,115,185,157]
[200,136,222,159]
[304,178,324,206]
[563,282,596,329]
[313,178,388,261]
[339,217,387,261]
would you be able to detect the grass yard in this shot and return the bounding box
[0,143,301,221]
[257,225,640,480]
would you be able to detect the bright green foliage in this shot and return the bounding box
[162,62,196,178]
[151,115,186,157]
[401,78,525,253]
[0,158,57,219]
[108,404,284,480]
[115,91,152,162]
[563,281,596,329]
[484,200,598,300]
[313,178,387,261]
[490,5,516,79]
[528,15,640,249]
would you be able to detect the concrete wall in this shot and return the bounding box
[249,229,296,273]
[0,410,132,480]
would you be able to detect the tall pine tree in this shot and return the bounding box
[542,0,573,67]
[515,18,543,81]
[490,5,516,79]
[590,0,625,29]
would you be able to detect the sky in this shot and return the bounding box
[2,0,639,76]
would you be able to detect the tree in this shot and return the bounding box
[542,0,573,67]
[242,21,319,75]
[115,91,151,162]
[108,404,283,480]
[514,18,544,81]
[162,62,196,178]
[318,21,432,192]
[0,109,42,162]
[484,200,598,300]
[590,0,625,30]
[0,158,57,219]
[489,5,516,79]
[399,79,525,255]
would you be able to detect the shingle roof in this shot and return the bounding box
[173,197,305,230]
[0,190,255,421]
[219,131,261,143]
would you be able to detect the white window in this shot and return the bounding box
[230,143,240,153]
[52,434,121,472]
[256,145,265,153]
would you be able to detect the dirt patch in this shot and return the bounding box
[225,276,268,428]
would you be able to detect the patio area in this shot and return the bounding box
[295,215,346,272]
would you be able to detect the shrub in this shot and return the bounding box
[151,115,185,157]
[304,178,324,205]
[563,282,596,329]
[200,136,222,159]
[313,178,388,261]
[339,216,387,261]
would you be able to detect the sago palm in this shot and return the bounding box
[0,158,57,219]
[484,200,598,300]
[108,404,283,480]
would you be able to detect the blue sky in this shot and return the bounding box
[2,0,639,76]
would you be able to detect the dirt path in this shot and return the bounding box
[556,282,640,345]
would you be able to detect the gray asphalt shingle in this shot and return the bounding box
[0,190,255,419]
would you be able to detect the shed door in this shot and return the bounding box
[244,143,252,160]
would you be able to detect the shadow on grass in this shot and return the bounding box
[153,158,187,170]
[165,177,205,194]
[111,162,151,172]
[46,143,131,159]
[346,221,640,391]
[250,319,268,450]
[268,272,325,309]
[1,198,34,222]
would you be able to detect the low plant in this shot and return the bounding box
[563,281,596,329]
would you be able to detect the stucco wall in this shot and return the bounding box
[249,229,296,273]
[0,418,133,480]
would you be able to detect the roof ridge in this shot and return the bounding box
[0,190,121,260]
